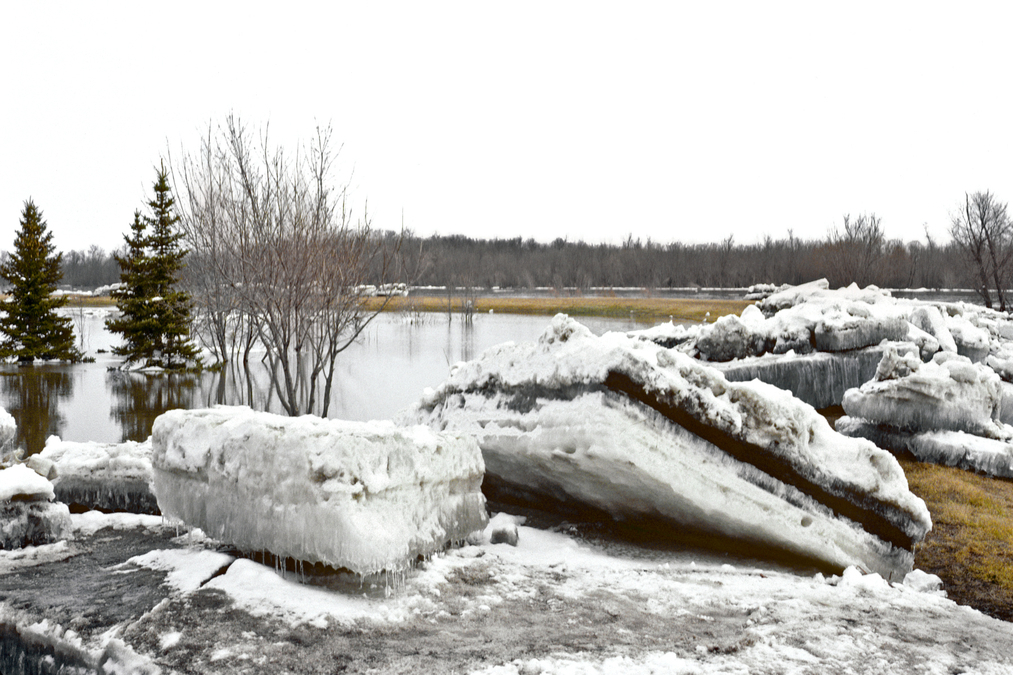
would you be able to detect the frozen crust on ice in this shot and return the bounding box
[408,315,931,579]
[151,407,488,575]
[837,417,1013,478]
[36,437,158,514]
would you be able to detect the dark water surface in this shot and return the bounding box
[0,310,646,455]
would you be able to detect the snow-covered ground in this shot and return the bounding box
[1,512,1008,674]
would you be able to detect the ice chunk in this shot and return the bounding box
[37,437,157,514]
[695,314,770,361]
[715,344,915,409]
[909,306,957,353]
[407,315,932,580]
[903,568,944,594]
[814,311,907,352]
[837,417,1013,479]
[0,465,71,549]
[842,347,1008,439]
[946,314,990,363]
[151,407,487,575]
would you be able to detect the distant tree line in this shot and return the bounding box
[14,220,967,294]
[6,202,1008,297]
[396,222,963,292]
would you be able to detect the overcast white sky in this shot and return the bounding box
[2,2,1012,254]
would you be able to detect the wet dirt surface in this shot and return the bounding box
[1,520,1012,674]
[0,526,178,637]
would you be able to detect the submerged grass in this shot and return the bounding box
[898,458,1013,620]
[367,295,752,323]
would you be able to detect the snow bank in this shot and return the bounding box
[0,464,71,549]
[35,436,158,514]
[406,315,931,580]
[151,406,488,575]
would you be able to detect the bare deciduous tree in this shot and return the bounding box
[172,116,406,416]
[822,213,885,288]
[950,191,1012,311]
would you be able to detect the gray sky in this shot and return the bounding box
[2,2,1012,254]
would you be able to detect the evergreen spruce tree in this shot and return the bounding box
[0,200,82,363]
[105,211,155,362]
[106,163,199,370]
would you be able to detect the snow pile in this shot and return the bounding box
[406,315,931,579]
[0,464,71,549]
[151,406,488,575]
[35,436,158,514]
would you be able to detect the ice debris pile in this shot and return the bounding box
[32,436,158,514]
[406,314,931,580]
[636,279,1013,413]
[151,406,488,575]
[0,463,71,549]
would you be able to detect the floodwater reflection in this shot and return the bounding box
[0,312,645,453]
[0,366,74,455]
[108,371,200,442]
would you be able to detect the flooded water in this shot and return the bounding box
[0,310,650,455]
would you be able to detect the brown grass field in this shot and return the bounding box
[898,459,1013,621]
[365,295,753,323]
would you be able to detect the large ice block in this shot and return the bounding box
[151,407,487,575]
[406,314,932,580]
[35,437,158,514]
[842,348,1009,439]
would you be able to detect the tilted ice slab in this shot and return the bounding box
[33,437,158,515]
[406,315,932,580]
[0,464,71,550]
[842,347,1010,440]
[837,417,1013,479]
[151,407,488,575]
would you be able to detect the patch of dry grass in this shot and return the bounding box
[899,458,1013,620]
[61,295,115,308]
[367,296,752,323]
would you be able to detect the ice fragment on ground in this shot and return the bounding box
[903,569,944,594]
[406,314,931,579]
[487,513,520,546]
[842,347,1009,439]
[37,436,158,514]
[0,464,71,550]
[151,406,488,575]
